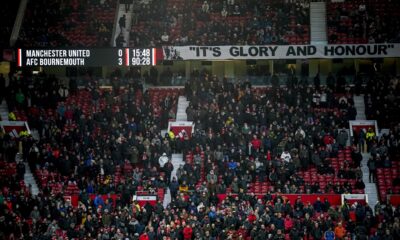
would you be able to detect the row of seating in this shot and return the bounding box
[18,0,116,47]
[184,146,364,196]
[0,162,17,177]
[131,0,310,46]
[327,0,400,44]
[376,162,400,202]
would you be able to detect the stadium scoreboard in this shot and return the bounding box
[17,48,158,67]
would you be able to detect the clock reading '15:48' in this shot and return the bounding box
[119,48,156,66]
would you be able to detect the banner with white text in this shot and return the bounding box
[162,44,400,60]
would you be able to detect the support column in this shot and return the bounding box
[270,60,274,75]
[185,61,191,81]
[223,61,234,79]
[354,59,360,75]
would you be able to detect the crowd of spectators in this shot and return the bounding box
[130,0,310,47]
[9,0,400,48]
[181,74,360,194]
[17,0,116,47]
[327,0,400,44]
[1,0,400,238]
[364,73,400,129]
[0,69,180,238]
[362,71,400,202]
[0,69,399,239]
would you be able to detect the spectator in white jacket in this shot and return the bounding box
[280,150,292,163]
[159,153,169,168]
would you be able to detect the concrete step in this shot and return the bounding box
[161,129,168,137]
[310,1,327,42]
[311,23,326,28]
[311,34,327,39]
[361,167,369,172]
[311,31,327,35]
[311,15,326,19]
[354,95,366,120]
[163,188,171,208]
[311,9,326,12]
[176,95,189,121]
[311,41,328,45]
[311,31,327,36]
[176,116,187,121]
[25,174,34,178]
[365,184,377,191]
[171,153,184,180]
[360,152,378,210]
[311,2,326,7]
[24,163,39,196]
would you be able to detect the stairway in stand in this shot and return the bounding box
[163,153,184,207]
[24,162,39,196]
[2,101,40,196]
[361,153,378,209]
[163,95,189,207]
[310,1,327,44]
[112,3,133,47]
[354,95,366,120]
[0,101,8,121]
[176,96,189,121]
[354,94,378,210]
[16,153,39,196]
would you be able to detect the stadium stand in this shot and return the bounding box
[3,71,397,239]
[362,73,400,203]
[181,81,361,196]
[17,0,116,47]
[1,0,400,239]
[130,0,310,47]
[327,0,400,44]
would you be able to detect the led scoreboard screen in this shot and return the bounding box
[17,48,158,67]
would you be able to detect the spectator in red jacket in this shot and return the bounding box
[251,134,262,152]
[139,232,149,240]
[247,211,257,223]
[284,215,294,232]
[183,223,193,240]
[323,132,335,150]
